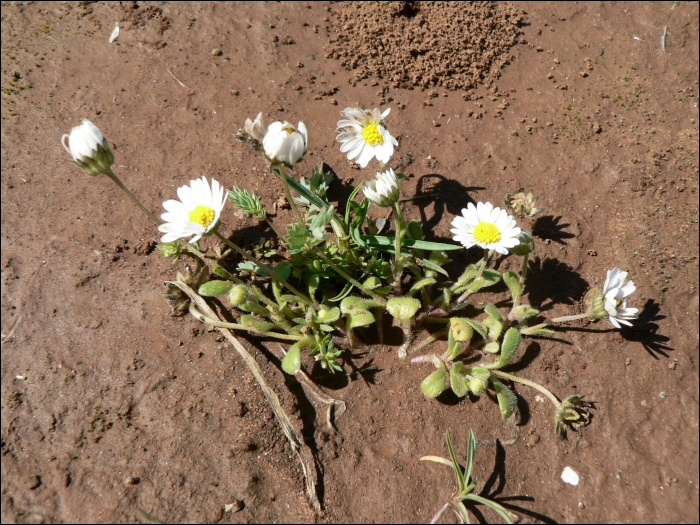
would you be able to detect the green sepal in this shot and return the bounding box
[421,362,447,398]
[198,280,234,297]
[503,271,522,303]
[450,366,468,398]
[491,377,518,419]
[240,315,277,333]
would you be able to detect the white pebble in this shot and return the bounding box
[561,466,580,486]
[109,24,120,43]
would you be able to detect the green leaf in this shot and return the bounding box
[240,315,277,333]
[481,269,501,287]
[446,430,465,493]
[386,297,421,320]
[463,494,515,524]
[362,235,461,251]
[346,309,375,329]
[408,277,436,296]
[491,377,518,419]
[463,318,487,339]
[274,261,291,281]
[211,264,235,280]
[282,344,302,374]
[520,325,556,336]
[340,296,385,315]
[465,429,476,487]
[484,303,505,322]
[512,304,540,320]
[198,280,234,297]
[314,306,340,324]
[450,367,468,397]
[421,364,447,399]
[406,220,423,241]
[503,271,522,303]
[496,328,521,369]
[286,173,345,233]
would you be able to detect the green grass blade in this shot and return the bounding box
[362,235,461,251]
[464,429,476,487]
[463,494,515,524]
[446,430,465,493]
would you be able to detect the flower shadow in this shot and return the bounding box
[524,256,588,311]
[620,299,673,359]
[531,214,575,245]
[412,174,486,239]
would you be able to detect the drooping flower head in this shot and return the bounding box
[244,112,267,142]
[158,176,226,244]
[336,107,398,168]
[451,202,522,255]
[61,119,115,176]
[262,120,308,168]
[601,268,638,328]
[363,168,400,208]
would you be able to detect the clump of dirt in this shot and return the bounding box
[324,1,523,91]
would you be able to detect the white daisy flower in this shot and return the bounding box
[61,119,114,176]
[336,107,398,168]
[602,268,638,328]
[262,120,307,167]
[158,176,226,244]
[450,202,522,255]
[363,168,400,208]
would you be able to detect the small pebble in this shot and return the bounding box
[659,392,667,398]
[212,48,223,56]
[561,467,580,486]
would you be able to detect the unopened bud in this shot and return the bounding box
[510,230,535,256]
[228,285,248,306]
[469,377,489,396]
[584,286,608,320]
[450,318,473,342]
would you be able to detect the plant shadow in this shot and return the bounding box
[532,215,575,245]
[620,299,673,358]
[524,256,588,311]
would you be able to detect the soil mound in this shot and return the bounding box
[325,1,523,91]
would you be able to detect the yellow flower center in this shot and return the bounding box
[473,222,501,244]
[362,123,384,146]
[189,205,215,228]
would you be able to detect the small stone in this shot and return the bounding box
[224,500,244,513]
[579,71,588,78]
[28,475,42,490]
[124,476,141,485]
[641,400,647,407]
[527,434,540,447]
[625,358,631,365]
[659,392,667,398]
[668,362,677,370]
[561,467,579,486]
[554,58,560,64]
[211,48,223,56]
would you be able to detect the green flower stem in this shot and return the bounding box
[214,231,316,309]
[549,313,594,324]
[491,370,561,408]
[188,303,303,341]
[278,165,304,224]
[393,202,407,294]
[313,247,386,304]
[105,167,162,225]
[520,252,530,284]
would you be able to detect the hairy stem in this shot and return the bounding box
[455,249,493,305]
[392,202,407,295]
[105,167,162,225]
[214,231,316,309]
[279,165,303,224]
[491,370,561,407]
[549,313,593,324]
[188,303,303,340]
[520,252,530,284]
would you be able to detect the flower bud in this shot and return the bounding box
[450,318,473,342]
[510,230,535,256]
[468,376,489,396]
[228,285,248,306]
[262,121,308,167]
[62,119,115,176]
[363,168,400,208]
[505,188,545,219]
[584,286,608,320]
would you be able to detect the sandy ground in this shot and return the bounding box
[1,1,698,523]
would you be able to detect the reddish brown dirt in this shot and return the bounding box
[1,2,698,523]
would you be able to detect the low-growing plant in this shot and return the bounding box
[421,429,516,524]
[60,104,640,507]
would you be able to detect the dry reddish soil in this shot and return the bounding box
[1,1,699,523]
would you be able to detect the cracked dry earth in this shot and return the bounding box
[1,1,698,523]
